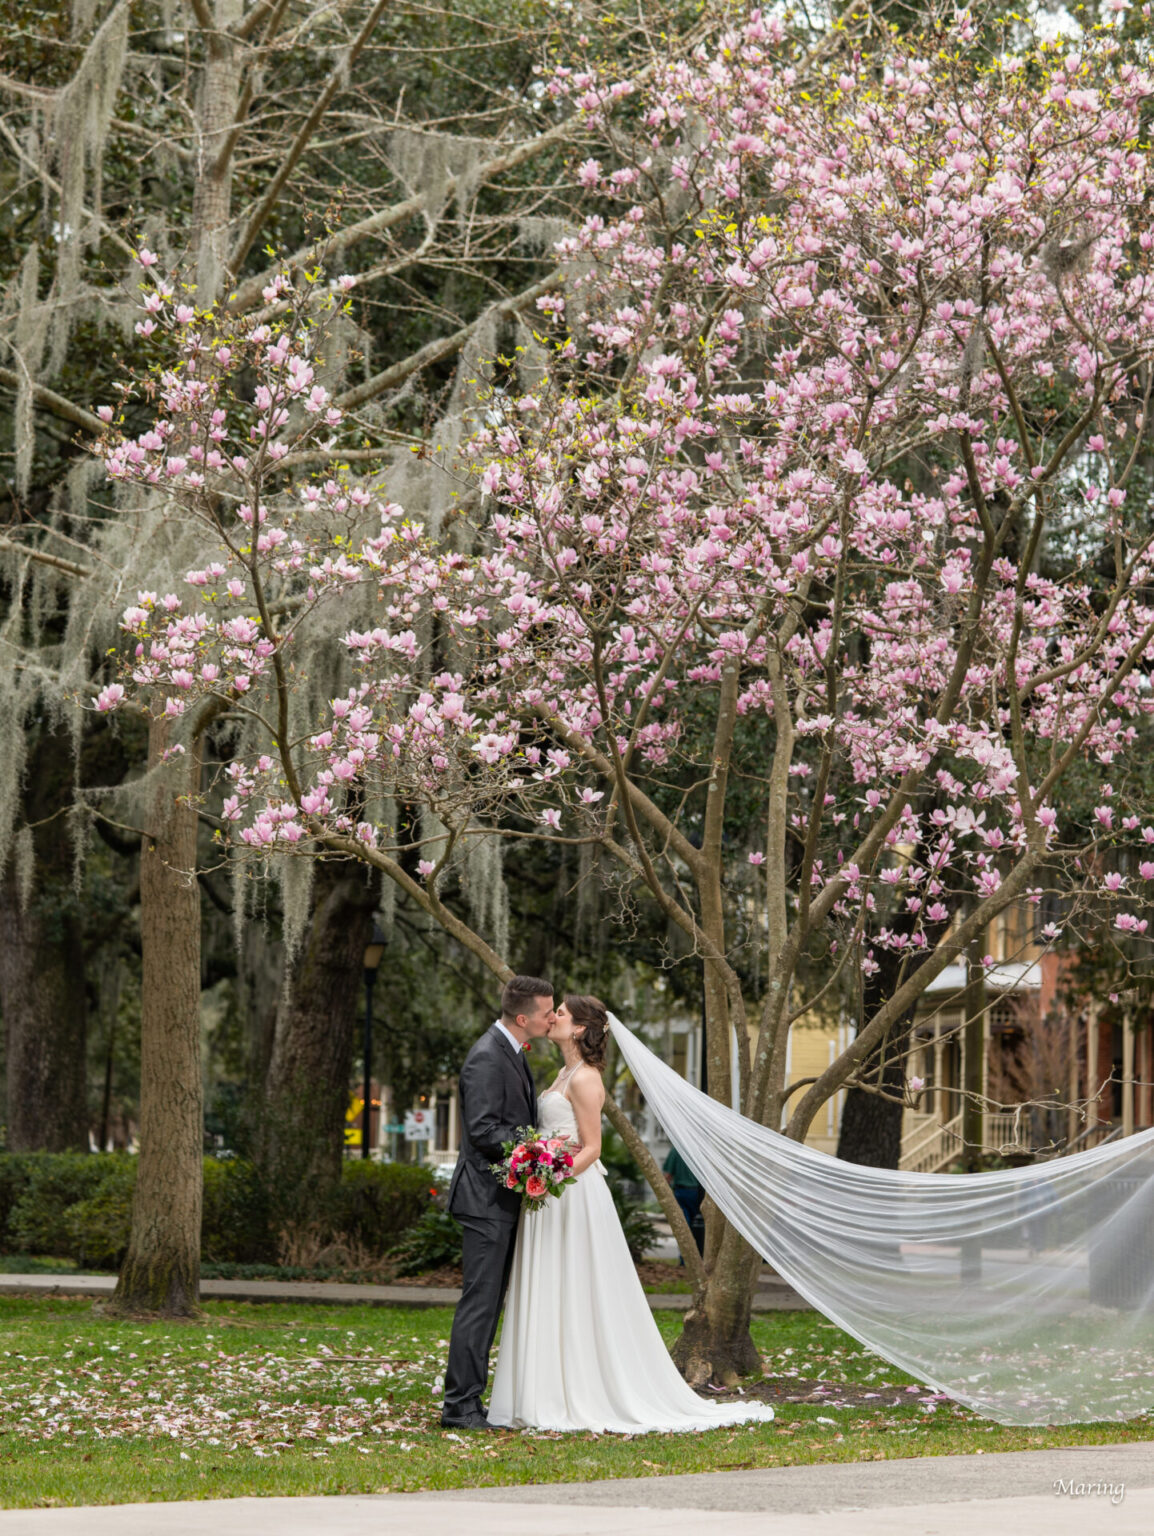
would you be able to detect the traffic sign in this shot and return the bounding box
[403,1109,433,1141]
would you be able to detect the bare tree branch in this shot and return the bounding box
[0,366,107,435]
[0,537,92,580]
[335,268,562,411]
[234,0,291,42]
[227,0,395,274]
[229,121,577,313]
[187,0,219,43]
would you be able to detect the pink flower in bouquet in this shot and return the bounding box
[506,1172,518,1188]
[511,1147,530,1166]
[538,1151,553,1166]
[525,1175,546,1199]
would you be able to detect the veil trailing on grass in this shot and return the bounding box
[608,1015,1154,1426]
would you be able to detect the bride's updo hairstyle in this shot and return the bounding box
[565,994,610,1071]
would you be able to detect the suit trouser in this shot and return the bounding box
[442,1211,519,1417]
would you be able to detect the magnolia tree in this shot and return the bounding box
[4,0,687,1314]
[100,9,1154,1378]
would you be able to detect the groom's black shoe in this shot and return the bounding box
[440,1410,492,1431]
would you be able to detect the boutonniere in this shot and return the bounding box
[522,1041,532,1052]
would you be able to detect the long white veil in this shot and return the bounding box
[608,1014,1154,1425]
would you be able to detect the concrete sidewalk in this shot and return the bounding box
[1,1444,1150,1534]
[0,1271,808,1311]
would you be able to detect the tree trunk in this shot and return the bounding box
[192,0,245,295]
[0,872,88,1151]
[0,725,90,1152]
[960,943,987,1171]
[670,1221,762,1387]
[837,977,915,1168]
[670,959,763,1385]
[690,655,764,1384]
[113,718,203,1315]
[837,906,948,1169]
[837,1068,906,1167]
[262,857,379,1231]
[110,2,248,1312]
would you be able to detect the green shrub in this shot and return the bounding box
[388,1207,463,1276]
[327,1160,437,1252]
[0,1152,439,1270]
[66,1161,137,1269]
[200,1262,310,1281]
[4,1154,129,1259]
[0,1155,35,1245]
[201,1158,274,1264]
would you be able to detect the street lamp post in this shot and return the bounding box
[362,925,386,1160]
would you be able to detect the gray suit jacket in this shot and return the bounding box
[446,1024,538,1224]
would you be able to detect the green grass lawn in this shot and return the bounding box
[0,1296,1150,1508]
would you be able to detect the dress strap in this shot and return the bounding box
[553,1060,581,1099]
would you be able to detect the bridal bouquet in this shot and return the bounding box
[492,1128,578,1212]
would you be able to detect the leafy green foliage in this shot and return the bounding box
[388,1207,464,1276]
[1,1153,124,1257]
[63,1160,137,1269]
[200,1158,274,1265]
[0,1154,439,1270]
[324,1159,439,1254]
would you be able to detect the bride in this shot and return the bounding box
[487,993,775,1433]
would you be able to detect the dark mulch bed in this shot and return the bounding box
[634,1260,692,1289]
[391,1264,464,1287]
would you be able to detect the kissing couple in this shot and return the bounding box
[440,975,775,1434]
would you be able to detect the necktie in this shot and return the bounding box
[518,1045,535,1107]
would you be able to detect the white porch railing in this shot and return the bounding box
[985,1109,1033,1156]
[900,1110,965,1173]
[899,1107,1037,1173]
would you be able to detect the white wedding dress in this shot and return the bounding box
[487,1086,776,1433]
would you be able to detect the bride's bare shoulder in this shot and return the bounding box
[569,1064,606,1108]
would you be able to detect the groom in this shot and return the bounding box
[441,975,555,1429]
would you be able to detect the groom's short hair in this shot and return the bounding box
[501,975,553,1020]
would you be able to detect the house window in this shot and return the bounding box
[988,998,1019,1035]
[435,1096,450,1150]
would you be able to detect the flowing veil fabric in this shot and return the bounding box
[609,1015,1154,1425]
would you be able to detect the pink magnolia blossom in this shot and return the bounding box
[97,14,1154,1030]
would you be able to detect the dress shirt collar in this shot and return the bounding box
[494,1019,526,1058]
